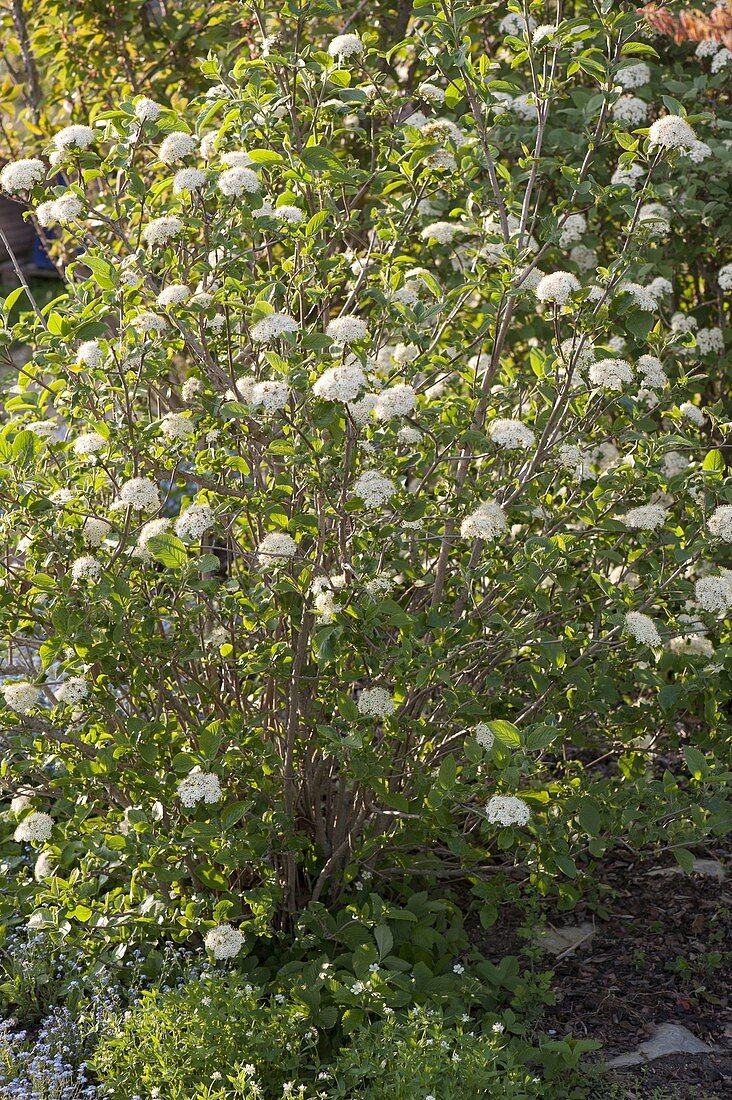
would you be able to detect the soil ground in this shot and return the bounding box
[465,846,732,1099]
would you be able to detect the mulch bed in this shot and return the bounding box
[464,846,732,1098]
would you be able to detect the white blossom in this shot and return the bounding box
[474,722,494,750]
[157,284,191,309]
[82,517,112,547]
[535,271,580,305]
[374,384,416,420]
[158,132,197,163]
[588,358,634,390]
[327,33,364,61]
[142,215,183,247]
[695,327,724,356]
[250,313,300,343]
[204,924,244,960]
[77,340,104,368]
[351,469,395,508]
[326,315,369,344]
[178,769,223,808]
[173,168,206,193]
[357,686,395,718]
[616,62,650,89]
[620,504,667,531]
[2,681,41,714]
[695,575,732,614]
[313,363,366,402]
[56,677,89,706]
[73,431,107,456]
[718,264,732,292]
[680,401,705,426]
[175,504,215,541]
[14,811,53,843]
[709,505,732,542]
[485,795,531,827]
[648,115,697,151]
[71,555,102,583]
[134,97,161,122]
[488,418,535,450]
[54,124,95,151]
[625,611,661,646]
[218,167,261,197]
[460,501,507,540]
[257,532,297,565]
[0,158,45,193]
[117,477,161,513]
[612,96,648,127]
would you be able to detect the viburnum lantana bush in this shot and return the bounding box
[0,0,730,957]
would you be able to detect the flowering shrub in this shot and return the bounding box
[0,0,731,963]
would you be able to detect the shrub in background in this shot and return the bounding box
[0,0,729,973]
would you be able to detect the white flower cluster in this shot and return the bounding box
[218,166,260,196]
[82,517,112,547]
[680,401,705,426]
[422,220,463,245]
[535,271,580,305]
[77,340,104,368]
[2,680,41,714]
[374,384,416,420]
[709,505,732,542]
[257,532,297,565]
[485,795,531,827]
[695,575,732,614]
[116,477,161,513]
[351,470,395,508]
[313,363,366,402]
[625,611,661,646]
[133,518,170,562]
[71,555,102,583]
[160,412,194,440]
[157,284,191,309]
[173,168,206,194]
[327,33,364,61]
[36,194,83,226]
[326,315,369,344]
[0,158,45,193]
[56,677,89,706]
[14,811,54,843]
[558,214,586,248]
[637,355,667,390]
[474,723,494,750]
[73,431,107,456]
[178,769,223,808]
[176,504,215,541]
[718,264,732,292]
[648,115,697,151]
[204,923,244,960]
[460,501,507,541]
[142,215,183,247]
[158,132,197,163]
[695,327,724,356]
[357,686,395,718]
[612,95,648,127]
[250,380,290,413]
[54,124,95,151]
[488,418,535,450]
[616,62,651,89]
[588,358,634,391]
[134,97,161,122]
[620,504,667,531]
[250,313,300,343]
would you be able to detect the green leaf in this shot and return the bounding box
[684,746,708,779]
[578,798,601,837]
[146,534,188,569]
[305,210,330,236]
[220,801,249,830]
[702,449,725,473]
[374,924,393,959]
[438,754,457,789]
[11,429,41,467]
[673,847,695,874]
[487,720,521,748]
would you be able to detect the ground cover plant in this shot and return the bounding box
[0,0,730,1096]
